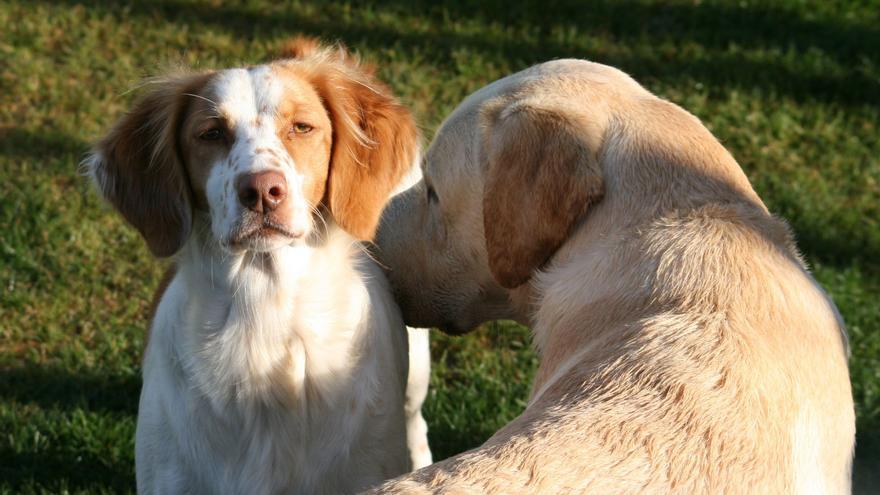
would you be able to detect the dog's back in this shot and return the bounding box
[517,62,853,493]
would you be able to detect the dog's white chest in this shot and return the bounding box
[138,239,407,494]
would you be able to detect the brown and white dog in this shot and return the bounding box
[87,39,431,494]
[372,60,854,493]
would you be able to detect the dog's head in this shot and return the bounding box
[88,38,417,256]
[375,63,615,334]
[375,59,769,335]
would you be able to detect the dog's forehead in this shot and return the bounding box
[206,65,317,128]
[425,112,482,189]
[208,66,284,126]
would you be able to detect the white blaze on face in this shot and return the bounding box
[204,66,312,247]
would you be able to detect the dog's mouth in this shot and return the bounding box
[226,219,302,252]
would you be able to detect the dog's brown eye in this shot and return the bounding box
[199,128,224,141]
[291,122,314,135]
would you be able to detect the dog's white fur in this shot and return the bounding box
[372,59,854,493]
[89,41,431,494]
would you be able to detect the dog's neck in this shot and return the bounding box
[171,216,370,413]
[525,191,801,403]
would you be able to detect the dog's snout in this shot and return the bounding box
[236,171,287,213]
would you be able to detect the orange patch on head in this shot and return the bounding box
[271,42,418,240]
[270,68,334,208]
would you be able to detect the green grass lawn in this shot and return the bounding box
[1,0,878,493]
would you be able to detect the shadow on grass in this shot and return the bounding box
[0,366,140,415]
[0,447,134,494]
[854,429,880,494]
[38,0,880,108]
[369,0,880,66]
[426,413,497,462]
[797,228,880,277]
[0,366,138,491]
[0,127,88,160]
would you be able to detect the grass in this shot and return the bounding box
[1,0,878,492]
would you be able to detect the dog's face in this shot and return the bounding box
[90,41,416,256]
[178,67,332,252]
[376,83,605,334]
[376,117,513,334]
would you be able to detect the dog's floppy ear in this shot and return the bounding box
[480,100,605,288]
[310,53,417,241]
[87,73,209,257]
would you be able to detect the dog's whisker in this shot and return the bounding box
[183,92,219,108]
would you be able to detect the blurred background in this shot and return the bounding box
[1,1,878,493]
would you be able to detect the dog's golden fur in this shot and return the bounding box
[372,59,854,493]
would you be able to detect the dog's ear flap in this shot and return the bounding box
[480,100,605,288]
[312,61,417,241]
[87,73,208,257]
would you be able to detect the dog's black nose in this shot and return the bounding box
[236,171,288,213]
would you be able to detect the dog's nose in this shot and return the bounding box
[236,171,288,213]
